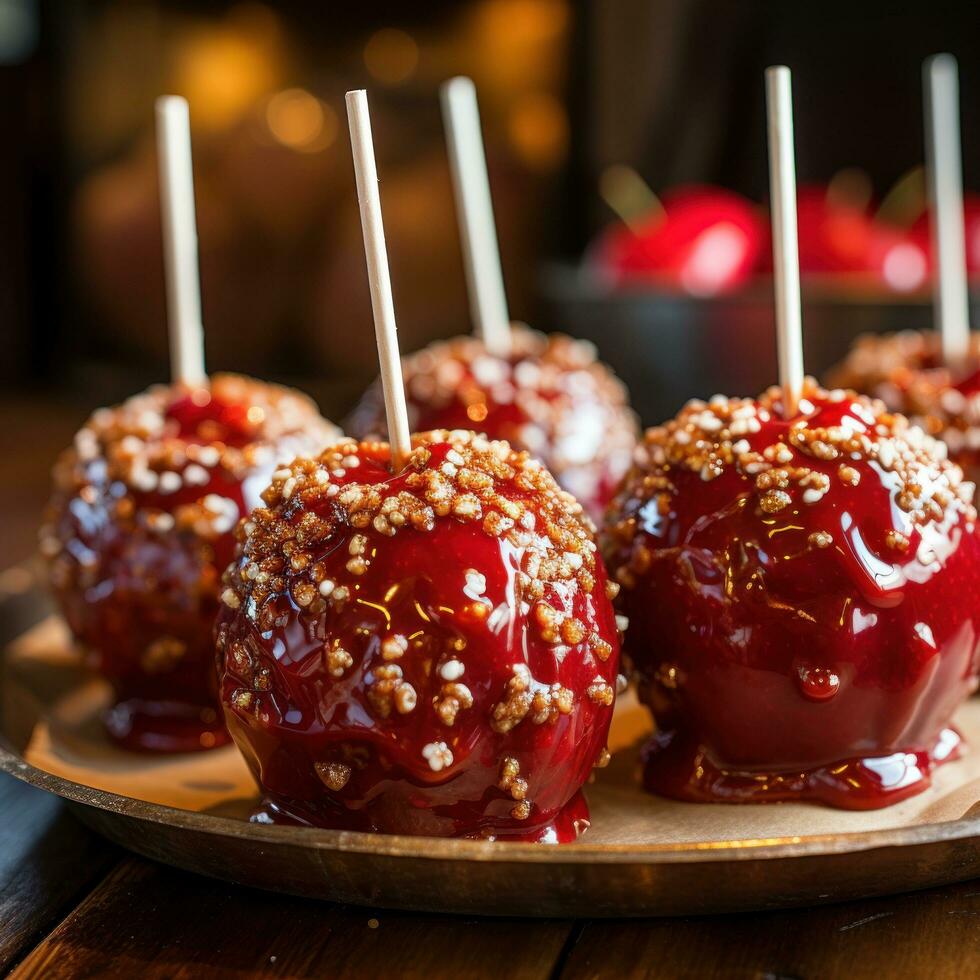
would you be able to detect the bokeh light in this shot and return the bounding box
[508,91,568,171]
[266,88,337,152]
[363,28,419,86]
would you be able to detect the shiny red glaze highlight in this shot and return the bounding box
[165,391,258,447]
[46,383,337,753]
[795,186,929,293]
[609,394,980,809]
[216,442,620,841]
[592,186,767,295]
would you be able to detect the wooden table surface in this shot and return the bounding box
[3,397,980,979]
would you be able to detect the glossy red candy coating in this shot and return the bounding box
[591,186,767,295]
[603,384,980,809]
[216,433,621,841]
[793,186,929,293]
[828,330,980,491]
[42,376,340,753]
[348,326,638,521]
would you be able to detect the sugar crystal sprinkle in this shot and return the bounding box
[604,379,976,575]
[347,325,638,507]
[42,374,340,570]
[226,431,607,627]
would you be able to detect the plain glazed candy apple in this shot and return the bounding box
[828,331,980,490]
[602,381,980,810]
[348,326,638,521]
[40,374,341,753]
[793,186,929,293]
[590,185,767,295]
[215,430,622,841]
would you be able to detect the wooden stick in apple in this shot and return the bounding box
[924,54,971,364]
[765,66,805,418]
[155,96,206,387]
[440,76,511,357]
[345,89,412,471]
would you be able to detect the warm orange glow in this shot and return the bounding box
[508,92,568,171]
[173,8,284,129]
[466,403,489,423]
[465,0,569,93]
[266,89,337,152]
[364,28,419,86]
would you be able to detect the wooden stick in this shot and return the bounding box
[924,54,971,364]
[440,77,511,356]
[764,66,804,417]
[155,96,206,387]
[345,89,412,470]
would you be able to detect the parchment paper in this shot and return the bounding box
[6,617,980,846]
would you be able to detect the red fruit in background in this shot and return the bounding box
[41,375,341,753]
[215,431,621,841]
[602,383,980,810]
[910,192,980,276]
[796,185,929,292]
[592,186,767,295]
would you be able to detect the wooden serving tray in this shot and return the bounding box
[4,615,980,918]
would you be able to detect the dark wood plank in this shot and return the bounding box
[0,774,119,974]
[11,857,574,979]
[559,879,980,979]
[0,397,81,568]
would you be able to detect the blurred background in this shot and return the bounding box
[1,0,979,561]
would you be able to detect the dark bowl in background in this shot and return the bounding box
[540,263,980,427]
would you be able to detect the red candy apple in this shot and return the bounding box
[603,382,980,809]
[829,330,980,491]
[910,192,980,278]
[348,326,638,521]
[795,185,929,292]
[591,185,766,295]
[215,430,622,841]
[41,375,340,752]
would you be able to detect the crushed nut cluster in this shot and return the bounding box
[227,430,605,649]
[348,325,638,504]
[222,430,619,803]
[41,375,340,557]
[498,756,531,820]
[829,331,980,460]
[605,380,977,578]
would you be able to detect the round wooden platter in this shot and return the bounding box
[4,615,980,918]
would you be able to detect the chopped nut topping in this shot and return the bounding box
[227,431,604,628]
[42,375,339,591]
[434,682,474,726]
[315,761,352,791]
[886,529,911,552]
[586,676,615,706]
[326,644,354,678]
[828,331,980,477]
[347,325,639,515]
[381,635,408,661]
[603,379,977,595]
[422,741,454,772]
